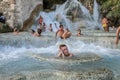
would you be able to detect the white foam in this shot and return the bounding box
[0,46,28,60]
[0,39,120,61]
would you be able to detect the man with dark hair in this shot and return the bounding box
[56,24,64,39]
[58,44,73,58]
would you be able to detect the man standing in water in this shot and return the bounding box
[38,15,43,30]
[56,24,64,38]
[38,15,43,24]
[56,25,71,39]
[58,44,73,58]
[115,26,120,47]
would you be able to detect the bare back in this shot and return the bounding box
[56,30,64,38]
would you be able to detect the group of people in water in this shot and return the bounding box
[29,16,81,58]
[101,17,120,48]
[11,15,120,58]
[29,15,82,38]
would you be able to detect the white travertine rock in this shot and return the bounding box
[0,0,43,28]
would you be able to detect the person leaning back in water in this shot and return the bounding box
[57,44,73,58]
[56,24,64,38]
[62,28,71,39]
[56,25,71,39]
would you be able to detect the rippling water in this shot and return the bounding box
[0,33,120,80]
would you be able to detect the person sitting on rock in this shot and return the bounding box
[115,26,120,48]
[58,44,73,58]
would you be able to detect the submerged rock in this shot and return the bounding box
[30,52,102,63]
[2,68,114,80]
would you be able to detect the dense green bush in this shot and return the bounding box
[101,0,120,17]
[0,23,13,33]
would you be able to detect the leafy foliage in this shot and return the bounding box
[0,23,13,33]
[100,0,120,18]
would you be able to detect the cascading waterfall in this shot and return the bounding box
[93,0,99,22]
[93,0,102,29]
[32,0,102,31]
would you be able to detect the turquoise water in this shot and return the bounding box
[0,37,120,80]
[0,32,119,80]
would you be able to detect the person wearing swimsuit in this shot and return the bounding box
[102,17,108,32]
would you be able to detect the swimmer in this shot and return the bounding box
[58,44,73,58]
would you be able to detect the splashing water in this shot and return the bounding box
[0,37,120,79]
[93,0,102,29]
[93,0,99,22]
[31,0,102,32]
[0,0,120,80]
